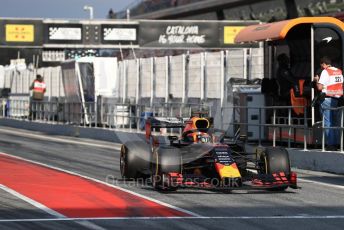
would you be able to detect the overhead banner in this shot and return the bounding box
[6,24,34,42]
[49,27,81,40]
[0,19,257,48]
[139,20,258,48]
[101,24,138,45]
[45,24,83,44]
[0,19,43,46]
[223,26,245,44]
[139,21,218,48]
[218,21,259,48]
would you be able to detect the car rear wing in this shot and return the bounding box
[145,117,185,141]
[146,117,185,129]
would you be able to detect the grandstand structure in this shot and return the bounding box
[111,0,344,22]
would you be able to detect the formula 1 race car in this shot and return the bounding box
[120,113,298,191]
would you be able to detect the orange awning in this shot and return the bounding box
[234,17,344,43]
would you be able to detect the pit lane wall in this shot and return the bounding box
[0,118,146,146]
[288,149,344,175]
[1,118,343,175]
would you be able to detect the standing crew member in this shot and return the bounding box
[29,74,46,119]
[314,56,343,150]
[276,53,294,101]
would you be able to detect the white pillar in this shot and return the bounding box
[150,57,154,107]
[220,51,225,107]
[182,54,186,104]
[136,59,140,105]
[201,52,205,101]
[311,25,315,126]
[122,60,127,104]
[243,48,247,80]
[165,56,169,103]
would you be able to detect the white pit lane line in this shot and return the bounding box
[2,127,343,191]
[1,127,343,221]
[0,152,200,218]
[0,153,343,225]
[247,169,344,191]
[297,178,344,190]
[0,215,344,223]
[0,184,106,230]
[0,184,65,218]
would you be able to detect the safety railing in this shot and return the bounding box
[1,98,343,153]
[222,105,308,147]
[0,98,210,131]
[320,106,344,152]
[221,105,344,153]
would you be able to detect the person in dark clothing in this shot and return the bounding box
[275,53,295,116]
[276,53,294,101]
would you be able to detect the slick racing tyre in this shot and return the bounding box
[259,147,291,191]
[120,141,151,179]
[152,146,182,191]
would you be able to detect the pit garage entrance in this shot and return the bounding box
[235,17,344,146]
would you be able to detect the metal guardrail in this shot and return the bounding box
[221,105,344,153]
[222,105,307,148]
[320,106,344,152]
[0,98,210,130]
[1,98,343,153]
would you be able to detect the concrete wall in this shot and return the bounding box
[288,149,344,175]
[0,118,145,144]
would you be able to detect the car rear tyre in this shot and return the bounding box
[152,146,182,191]
[120,141,151,179]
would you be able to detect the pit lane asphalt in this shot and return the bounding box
[0,126,343,230]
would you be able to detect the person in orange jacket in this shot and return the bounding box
[314,56,343,151]
[29,74,46,119]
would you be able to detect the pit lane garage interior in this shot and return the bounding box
[235,17,344,145]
